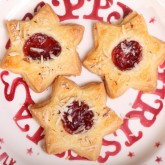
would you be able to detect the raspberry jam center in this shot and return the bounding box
[61,100,94,134]
[112,40,142,71]
[23,33,61,60]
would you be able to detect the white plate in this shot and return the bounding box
[0,0,165,165]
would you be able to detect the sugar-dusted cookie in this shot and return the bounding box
[30,76,122,161]
[83,12,165,98]
[0,4,84,92]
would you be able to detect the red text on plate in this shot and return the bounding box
[52,0,132,22]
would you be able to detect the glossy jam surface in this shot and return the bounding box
[61,101,94,134]
[23,33,61,60]
[112,40,142,71]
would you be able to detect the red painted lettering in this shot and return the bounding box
[55,152,66,158]
[34,1,45,13]
[132,92,163,125]
[107,11,121,23]
[117,2,132,18]
[26,127,44,144]
[158,69,165,83]
[1,71,34,132]
[5,39,10,50]
[0,71,33,103]
[120,120,143,146]
[98,138,121,163]
[121,91,163,146]
[154,85,165,99]
[159,61,165,69]
[52,0,85,21]
[13,105,32,132]
[84,0,112,21]
[107,2,132,23]
[67,150,86,160]
[22,13,33,21]
[0,152,16,165]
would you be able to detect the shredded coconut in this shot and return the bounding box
[121,25,126,35]
[30,47,44,53]
[9,52,18,56]
[50,53,58,59]
[121,42,132,54]
[16,23,20,31]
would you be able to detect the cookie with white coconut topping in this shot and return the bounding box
[30,76,122,161]
[83,11,165,98]
[0,4,84,92]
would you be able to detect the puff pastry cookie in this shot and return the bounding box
[83,12,165,98]
[30,76,122,161]
[0,4,84,92]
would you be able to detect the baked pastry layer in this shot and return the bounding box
[83,12,165,98]
[0,4,84,92]
[30,76,122,160]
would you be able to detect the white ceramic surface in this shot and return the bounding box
[0,0,165,165]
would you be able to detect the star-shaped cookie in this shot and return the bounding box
[83,12,165,98]
[0,4,84,92]
[30,76,122,161]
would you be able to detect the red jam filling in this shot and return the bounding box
[61,100,94,134]
[23,33,61,60]
[112,40,142,71]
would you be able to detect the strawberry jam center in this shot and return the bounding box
[112,40,142,71]
[61,100,94,134]
[23,33,61,60]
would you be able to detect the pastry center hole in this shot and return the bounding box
[111,39,142,71]
[60,100,94,134]
[23,33,61,61]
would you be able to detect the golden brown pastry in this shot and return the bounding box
[30,76,122,161]
[0,3,84,92]
[83,12,165,98]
